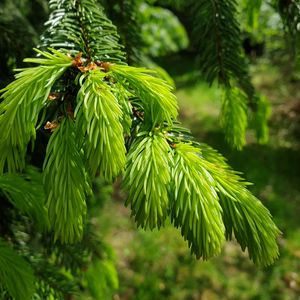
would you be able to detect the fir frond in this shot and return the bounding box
[190,0,248,87]
[0,240,35,300]
[41,0,125,63]
[109,64,178,126]
[124,132,172,229]
[221,86,248,150]
[75,70,126,181]
[0,49,72,173]
[102,0,145,64]
[198,144,280,266]
[171,143,225,259]
[170,0,265,148]
[0,168,48,230]
[43,117,91,243]
[277,0,300,51]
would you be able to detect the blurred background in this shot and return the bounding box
[1,0,300,299]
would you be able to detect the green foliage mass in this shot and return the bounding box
[1,0,295,298]
[0,240,35,300]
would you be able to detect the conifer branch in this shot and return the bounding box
[171,143,225,259]
[42,0,125,63]
[187,0,265,148]
[190,0,248,87]
[124,132,172,229]
[75,70,126,181]
[197,143,280,266]
[43,117,91,243]
[102,0,144,64]
[221,86,248,150]
[0,49,72,173]
[109,64,178,126]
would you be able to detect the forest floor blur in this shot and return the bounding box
[95,55,300,300]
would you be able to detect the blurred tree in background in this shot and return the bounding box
[0,0,299,299]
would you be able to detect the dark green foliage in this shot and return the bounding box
[0,168,48,230]
[0,240,35,300]
[276,0,300,57]
[41,0,125,63]
[175,0,265,149]
[101,0,145,64]
[189,0,251,89]
[0,0,48,86]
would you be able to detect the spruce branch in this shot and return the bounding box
[190,0,248,87]
[276,0,300,59]
[187,0,265,148]
[43,117,91,243]
[0,48,72,173]
[102,0,145,64]
[42,0,125,63]
[163,127,280,265]
[198,144,281,266]
[109,64,178,126]
[171,142,225,259]
[221,86,248,150]
[75,69,126,181]
[124,132,172,229]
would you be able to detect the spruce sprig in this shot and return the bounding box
[0,49,72,173]
[75,70,126,181]
[198,144,280,266]
[221,86,248,150]
[109,64,178,126]
[43,117,91,243]
[171,143,225,259]
[124,132,172,229]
